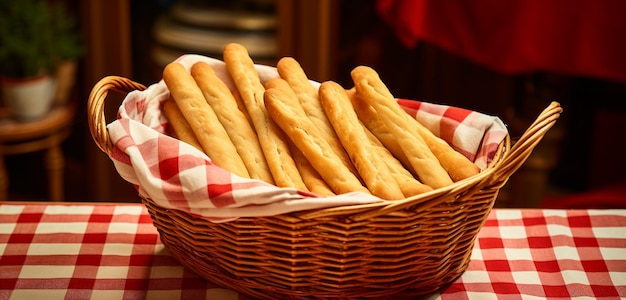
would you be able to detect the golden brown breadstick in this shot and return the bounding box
[350,79,479,182]
[264,80,370,196]
[264,77,336,195]
[319,81,404,200]
[223,43,307,190]
[190,61,274,184]
[288,141,335,196]
[276,57,359,177]
[363,125,433,197]
[347,87,413,173]
[411,120,480,182]
[352,65,453,189]
[161,97,203,151]
[162,62,250,178]
[230,87,254,128]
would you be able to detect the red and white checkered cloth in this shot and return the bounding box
[0,203,243,300]
[440,209,626,299]
[106,54,508,222]
[1,203,625,299]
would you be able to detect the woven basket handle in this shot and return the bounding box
[491,101,563,182]
[87,76,147,155]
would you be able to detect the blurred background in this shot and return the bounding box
[2,0,626,209]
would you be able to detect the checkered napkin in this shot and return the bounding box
[105,54,508,222]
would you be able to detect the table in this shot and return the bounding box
[0,104,76,201]
[1,202,625,299]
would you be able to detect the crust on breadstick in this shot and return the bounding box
[190,61,274,184]
[162,97,203,151]
[263,78,335,196]
[230,87,254,128]
[363,124,433,197]
[288,141,335,196]
[349,83,479,182]
[352,66,453,189]
[264,77,334,195]
[162,62,250,178]
[319,81,404,200]
[410,119,479,182]
[347,87,413,173]
[264,81,370,196]
[276,57,359,178]
[223,43,307,190]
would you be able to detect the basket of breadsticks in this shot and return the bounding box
[87,43,562,300]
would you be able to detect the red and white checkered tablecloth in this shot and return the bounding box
[1,203,625,299]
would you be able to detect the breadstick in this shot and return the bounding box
[190,61,274,184]
[347,87,412,173]
[352,66,453,189]
[288,141,335,196]
[410,120,480,182]
[277,57,359,177]
[230,87,254,128]
[319,81,404,200]
[363,126,433,197]
[162,62,250,178]
[264,80,370,195]
[264,76,334,195]
[161,97,203,151]
[350,79,479,182]
[223,43,307,190]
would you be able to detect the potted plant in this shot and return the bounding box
[0,0,83,121]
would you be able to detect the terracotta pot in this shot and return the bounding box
[1,74,56,121]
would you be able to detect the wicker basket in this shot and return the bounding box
[88,75,562,300]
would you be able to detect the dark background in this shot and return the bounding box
[5,0,626,208]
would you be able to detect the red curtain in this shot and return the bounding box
[377,0,626,83]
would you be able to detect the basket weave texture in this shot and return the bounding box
[88,75,562,300]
